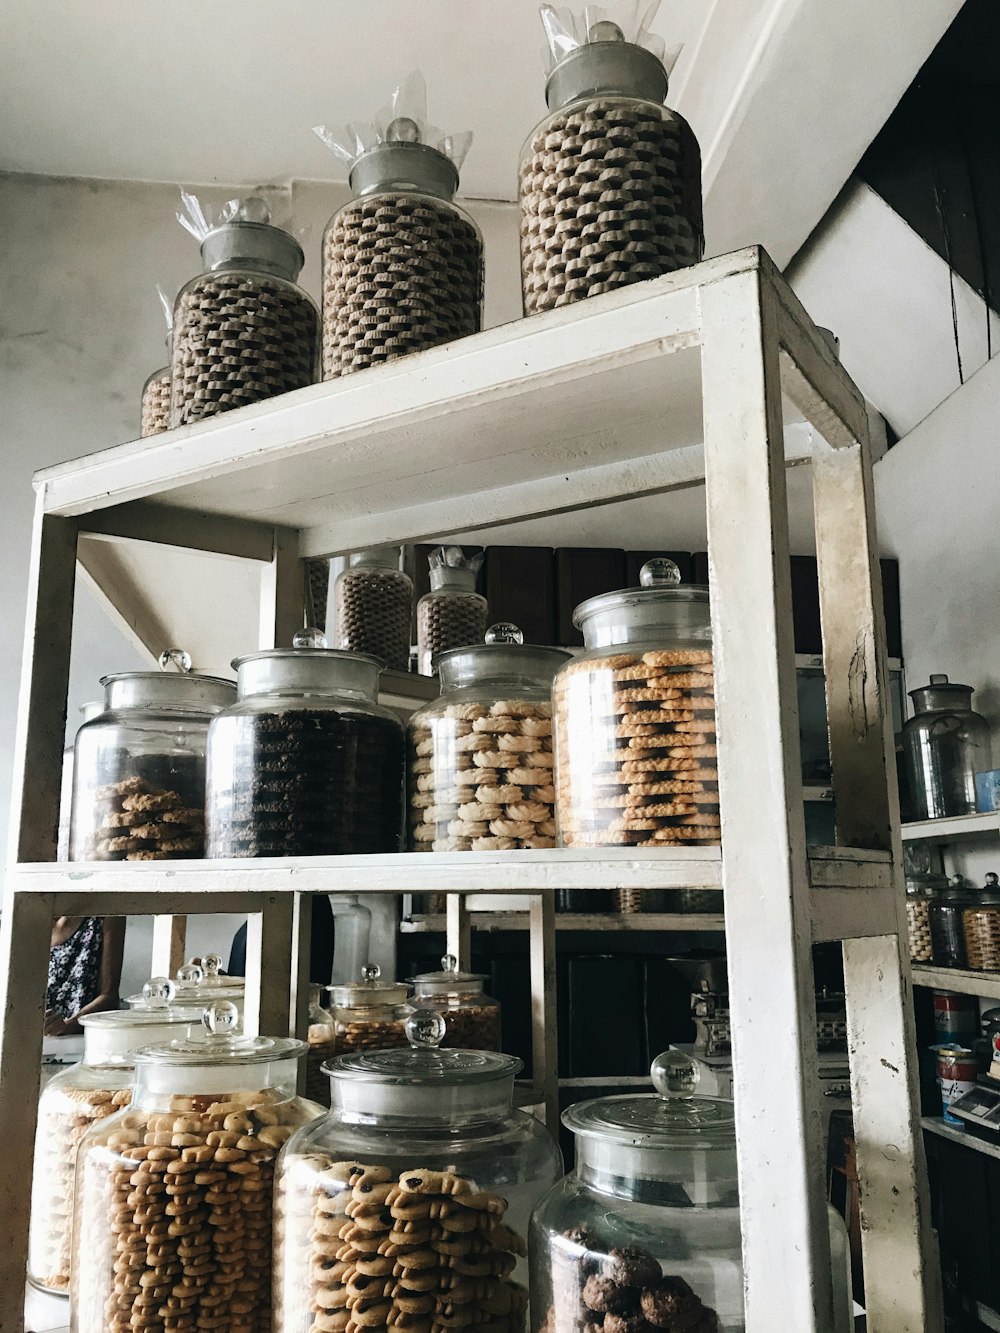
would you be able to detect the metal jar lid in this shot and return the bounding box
[200,220,305,282]
[330,964,410,1010]
[408,954,489,996]
[436,624,570,690]
[100,671,236,715]
[546,29,668,111]
[232,646,384,700]
[349,120,460,202]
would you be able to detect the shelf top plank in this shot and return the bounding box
[901,811,1000,842]
[921,1116,1000,1164]
[911,963,1000,999]
[400,911,727,934]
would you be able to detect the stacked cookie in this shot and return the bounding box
[964,907,1000,970]
[86,774,205,861]
[335,568,414,673]
[416,594,488,677]
[906,898,932,962]
[322,194,483,379]
[408,700,556,851]
[519,99,702,314]
[141,369,171,437]
[554,650,719,847]
[171,272,318,426]
[304,1162,527,1333]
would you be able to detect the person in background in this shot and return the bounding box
[45,916,125,1036]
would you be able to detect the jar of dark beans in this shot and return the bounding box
[334,547,413,673]
[409,953,502,1051]
[205,633,404,857]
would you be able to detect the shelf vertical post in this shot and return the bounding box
[701,264,832,1331]
[529,892,559,1137]
[446,894,472,971]
[243,893,297,1039]
[151,914,188,978]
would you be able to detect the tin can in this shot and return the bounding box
[933,1044,977,1125]
[932,989,978,1043]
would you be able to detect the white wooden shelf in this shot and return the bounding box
[401,911,726,934]
[901,811,1000,842]
[921,1116,1000,1163]
[911,963,1000,999]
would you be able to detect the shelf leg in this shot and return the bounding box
[446,894,472,971]
[259,525,304,650]
[529,892,559,1138]
[151,914,188,978]
[0,889,53,1333]
[243,893,296,1038]
[701,267,832,1332]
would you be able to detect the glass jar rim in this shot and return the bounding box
[325,1045,520,1087]
[573,583,710,632]
[564,1090,736,1150]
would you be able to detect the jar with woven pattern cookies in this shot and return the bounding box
[553,559,719,852]
[69,662,236,863]
[29,981,200,1297]
[519,3,703,315]
[409,953,502,1051]
[407,623,570,852]
[71,1002,320,1333]
[273,1010,562,1333]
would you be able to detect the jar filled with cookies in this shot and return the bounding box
[69,660,236,862]
[334,548,414,672]
[273,1011,562,1333]
[408,623,570,852]
[529,1051,853,1333]
[71,1002,319,1333]
[205,633,404,857]
[519,2,703,315]
[553,559,719,851]
[417,545,488,676]
[29,982,199,1296]
[140,284,174,438]
[328,964,413,1060]
[409,953,502,1050]
[314,71,483,379]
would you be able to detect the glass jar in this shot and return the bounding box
[28,988,199,1296]
[334,547,414,672]
[329,964,413,1056]
[329,892,373,985]
[929,885,974,969]
[126,959,247,1025]
[410,953,502,1050]
[69,667,236,862]
[529,1051,853,1333]
[963,894,1000,971]
[519,12,702,315]
[416,546,488,676]
[902,675,992,820]
[205,641,404,857]
[905,876,938,962]
[57,700,102,862]
[171,197,318,427]
[553,559,717,848]
[320,123,483,379]
[272,1012,562,1333]
[306,984,338,1107]
[408,624,569,852]
[71,1003,318,1333]
[140,365,171,437]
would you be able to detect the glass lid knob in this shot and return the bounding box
[142,976,176,1010]
[589,19,625,42]
[440,953,459,975]
[387,116,421,144]
[202,953,223,977]
[485,623,523,646]
[203,1001,239,1037]
[406,1010,446,1048]
[361,963,381,982]
[158,647,193,673]
[177,962,204,986]
[650,1049,700,1101]
[293,627,329,649]
[639,558,682,588]
[234,196,271,224]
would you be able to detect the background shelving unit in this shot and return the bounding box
[0,247,941,1332]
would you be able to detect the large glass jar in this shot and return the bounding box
[553,559,718,848]
[416,546,488,676]
[329,964,413,1057]
[519,9,702,315]
[28,988,199,1296]
[929,884,974,969]
[205,641,404,857]
[334,547,414,672]
[171,197,318,427]
[408,624,569,851]
[71,1004,318,1333]
[410,953,502,1050]
[272,1012,563,1333]
[902,674,992,819]
[70,667,236,862]
[529,1052,852,1333]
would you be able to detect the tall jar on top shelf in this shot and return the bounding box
[902,675,992,820]
[416,545,488,676]
[334,548,414,672]
[553,559,718,850]
[407,624,569,851]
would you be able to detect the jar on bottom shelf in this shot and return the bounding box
[409,954,501,1050]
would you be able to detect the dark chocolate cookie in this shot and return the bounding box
[603,1247,662,1291]
[583,1275,638,1315]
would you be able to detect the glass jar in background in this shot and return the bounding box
[963,893,1000,971]
[205,635,404,857]
[272,1012,562,1333]
[933,1044,978,1125]
[408,624,569,852]
[553,559,718,849]
[71,1003,317,1333]
[69,662,235,862]
[929,883,974,969]
[28,985,199,1296]
[519,6,702,315]
[416,546,488,676]
[902,675,992,819]
[140,284,174,438]
[334,548,414,672]
[529,1051,853,1333]
[410,953,502,1050]
[329,893,373,985]
[57,700,102,862]
[171,196,318,427]
[328,964,413,1056]
[125,958,247,1027]
[306,984,338,1107]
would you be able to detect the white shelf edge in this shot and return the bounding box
[911,963,1000,999]
[400,911,726,934]
[921,1115,1000,1163]
[901,811,1000,842]
[977,1303,1000,1332]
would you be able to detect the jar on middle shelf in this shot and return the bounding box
[328,964,413,1059]
[929,883,975,969]
[408,623,569,852]
[906,876,938,963]
[273,1011,563,1333]
[69,664,236,862]
[409,953,502,1050]
[71,1003,318,1333]
[28,985,199,1296]
[963,893,1000,971]
[334,547,414,672]
[553,558,718,848]
[205,639,404,857]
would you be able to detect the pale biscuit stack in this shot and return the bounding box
[28,1083,131,1292]
[964,907,1000,970]
[88,775,205,861]
[298,1162,527,1333]
[554,649,719,847]
[73,1088,303,1333]
[141,370,171,437]
[322,194,482,380]
[408,700,556,851]
[906,898,932,962]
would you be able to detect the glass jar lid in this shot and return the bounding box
[329,964,410,1010]
[572,559,711,650]
[199,199,304,282]
[99,669,236,715]
[908,673,976,712]
[133,1002,305,1094]
[409,953,488,995]
[546,24,668,111]
[233,634,383,699]
[79,986,199,1064]
[437,624,569,690]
